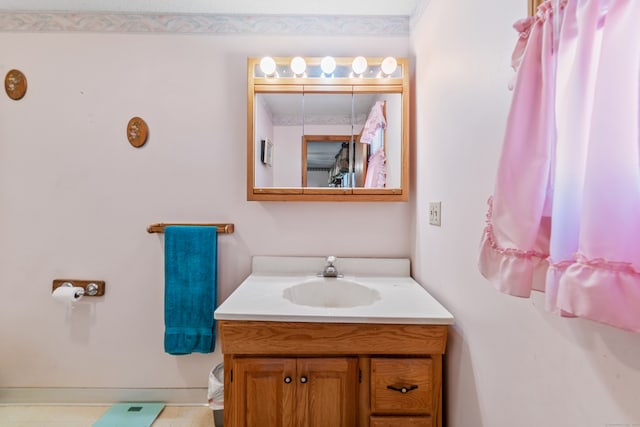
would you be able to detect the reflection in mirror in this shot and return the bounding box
[303,93,353,131]
[254,92,303,188]
[253,91,403,189]
[354,92,402,188]
[302,92,354,187]
[302,135,368,188]
[254,92,403,189]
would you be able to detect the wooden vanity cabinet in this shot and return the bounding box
[231,357,357,427]
[219,321,447,427]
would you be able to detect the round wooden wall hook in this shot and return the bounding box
[127,116,149,148]
[5,69,27,100]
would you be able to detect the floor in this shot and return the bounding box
[0,405,215,427]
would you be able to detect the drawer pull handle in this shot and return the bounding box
[387,385,419,394]
[300,376,308,384]
[284,376,292,384]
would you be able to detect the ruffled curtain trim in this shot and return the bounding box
[481,197,549,260]
[481,197,640,332]
[479,197,549,297]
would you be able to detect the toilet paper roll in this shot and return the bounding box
[52,286,84,304]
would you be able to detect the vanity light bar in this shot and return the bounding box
[256,56,401,79]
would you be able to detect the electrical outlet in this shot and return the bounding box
[428,201,442,226]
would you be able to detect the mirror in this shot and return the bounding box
[248,57,409,201]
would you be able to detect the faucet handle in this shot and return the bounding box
[320,256,340,278]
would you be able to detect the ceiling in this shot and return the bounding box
[0,0,422,16]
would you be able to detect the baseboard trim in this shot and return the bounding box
[0,388,208,405]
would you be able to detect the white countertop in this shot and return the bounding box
[214,256,455,325]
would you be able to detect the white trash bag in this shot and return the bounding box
[208,363,224,410]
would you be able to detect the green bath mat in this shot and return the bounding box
[93,403,165,427]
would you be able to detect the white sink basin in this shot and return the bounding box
[283,277,381,308]
[214,256,455,324]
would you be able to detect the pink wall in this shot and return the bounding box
[411,1,640,426]
[5,2,638,419]
[0,32,410,397]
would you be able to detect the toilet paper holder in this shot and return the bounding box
[52,279,105,297]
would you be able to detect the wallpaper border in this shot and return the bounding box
[0,12,410,35]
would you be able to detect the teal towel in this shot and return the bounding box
[164,225,217,355]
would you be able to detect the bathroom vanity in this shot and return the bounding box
[214,257,454,427]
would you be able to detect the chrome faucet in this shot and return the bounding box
[320,256,340,278]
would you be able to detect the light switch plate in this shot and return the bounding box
[428,201,441,226]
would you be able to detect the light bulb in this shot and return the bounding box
[380,57,398,76]
[352,56,368,75]
[259,56,277,76]
[320,56,336,75]
[290,56,306,75]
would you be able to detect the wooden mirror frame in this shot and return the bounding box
[247,57,410,202]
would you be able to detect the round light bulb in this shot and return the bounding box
[352,56,368,75]
[290,56,306,75]
[380,56,398,76]
[259,56,277,76]
[320,56,337,75]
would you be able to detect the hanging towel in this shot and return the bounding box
[164,225,217,355]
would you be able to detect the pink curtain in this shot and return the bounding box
[479,0,640,332]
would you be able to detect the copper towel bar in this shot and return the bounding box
[147,223,235,234]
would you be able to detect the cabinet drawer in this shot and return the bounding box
[370,358,432,414]
[370,416,432,427]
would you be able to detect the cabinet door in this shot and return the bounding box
[232,358,297,427]
[296,358,358,427]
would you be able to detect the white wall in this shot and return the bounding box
[411,1,640,426]
[0,32,411,397]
